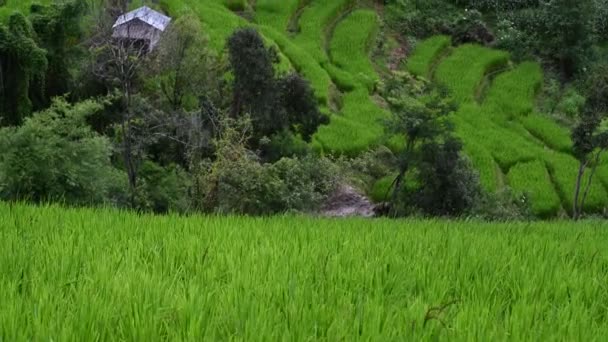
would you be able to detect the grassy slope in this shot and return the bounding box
[2,203,608,340]
[409,37,608,216]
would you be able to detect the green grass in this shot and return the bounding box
[435,44,510,103]
[507,160,562,217]
[406,35,452,77]
[2,203,608,340]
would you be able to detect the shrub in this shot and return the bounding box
[135,161,192,214]
[0,98,127,206]
[223,0,246,12]
[451,9,495,45]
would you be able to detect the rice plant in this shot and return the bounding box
[407,35,452,77]
[329,10,380,91]
[435,44,510,103]
[292,0,356,64]
[507,160,562,217]
[544,152,608,213]
[255,0,301,31]
[2,202,608,340]
[483,62,542,120]
[521,114,573,154]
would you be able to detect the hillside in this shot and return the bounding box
[2,0,608,218]
[154,0,608,217]
[157,0,389,156]
[2,202,608,339]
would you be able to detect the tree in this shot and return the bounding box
[571,62,608,219]
[534,0,594,78]
[154,15,217,111]
[277,73,329,142]
[382,72,479,217]
[0,98,127,205]
[0,13,47,126]
[227,28,279,138]
[89,6,156,206]
[29,0,87,105]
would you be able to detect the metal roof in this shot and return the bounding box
[112,6,172,31]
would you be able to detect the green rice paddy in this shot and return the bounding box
[2,203,608,340]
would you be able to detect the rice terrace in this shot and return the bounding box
[1,0,608,340]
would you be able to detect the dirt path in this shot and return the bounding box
[322,185,376,217]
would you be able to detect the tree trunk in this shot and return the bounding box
[390,171,405,218]
[573,160,588,220]
[580,150,604,214]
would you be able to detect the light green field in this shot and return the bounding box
[2,203,608,340]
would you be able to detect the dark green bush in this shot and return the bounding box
[0,98,127,206]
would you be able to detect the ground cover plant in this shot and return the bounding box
[2,203,608,340]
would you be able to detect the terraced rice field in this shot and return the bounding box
[408,36,608,217]
[2,203,608,340]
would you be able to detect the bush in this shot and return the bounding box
[223,0,246,12]
[386,0,459,38]
[196,115,340,215]
[269,155,340,212]
[135,161,192,214]
[0,98,127,206]
[451,9,495,45]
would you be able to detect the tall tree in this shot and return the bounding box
[535,0,594,78]
[29,0,87,104]
[0,13,47,126]
[382,72,479,217]
[571,63,608,219]
[89,5,153,206]
[154,15,217,111]
[277,73,329,142]
[227,28,279,138]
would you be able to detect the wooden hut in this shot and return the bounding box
[112,6,172,51]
